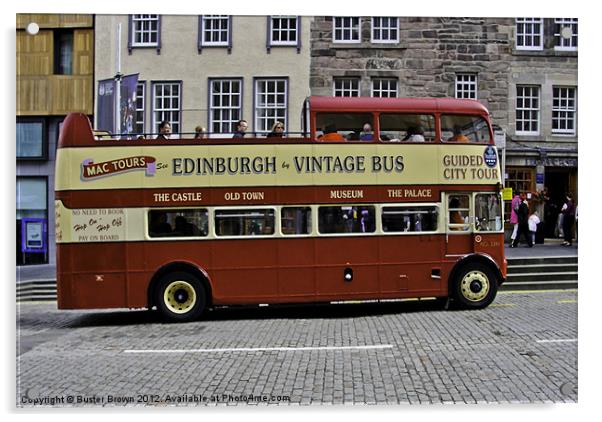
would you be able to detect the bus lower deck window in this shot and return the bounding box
[318,206,375,234]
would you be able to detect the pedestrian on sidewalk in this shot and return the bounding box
[528,210,540,246]
[512,192,533,248]
[561,193,576,246]
[510,193,520,245]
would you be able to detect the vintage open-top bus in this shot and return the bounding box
[55,96,506,321]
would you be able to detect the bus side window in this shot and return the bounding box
[215,209,275,237]
[441,115,491,143]
[475,193,502,232]
[318,206,375,234]
[281,207,312,235]
[448,195,470,231]
[382,206,438,233]
[148,209,208,238]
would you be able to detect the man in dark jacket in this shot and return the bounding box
[511,193,533,247]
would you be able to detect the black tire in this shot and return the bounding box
[155,271,206,322]
[451,262,498,309]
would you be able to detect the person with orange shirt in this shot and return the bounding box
[319,124,345,142]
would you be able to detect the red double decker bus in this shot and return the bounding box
[55,96,506,321]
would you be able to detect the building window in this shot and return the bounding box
[209,79,242,134]
[455,74,477,99]
[269,16,298,46]
[333,77,360,97]
[131,15,160,46]
[200,15,230,46]
[554,18,578,50]
[371,17,398,43]
[152,82,181,135]
[516,18,543,50]
[54,30,73,75]
[506,168,534,195]
[255,78,288,134]
[516,85,540,135]
[17,177,48,266]
[552,87,577,135]
[17,119,46,159]
[371,78,397,98]
[135,82,146,135]
[333,17,360,43]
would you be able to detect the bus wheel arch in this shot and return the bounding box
[148,262,213,320]
[448,255,501,309]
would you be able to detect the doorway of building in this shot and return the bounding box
[543,168,571,239]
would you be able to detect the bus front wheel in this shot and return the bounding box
[155,272,206,322]
[451,263,498,309]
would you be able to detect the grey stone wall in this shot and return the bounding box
[310,16,578,152]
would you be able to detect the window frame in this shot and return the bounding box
[147,208,210,239]
[554,18,578,51]
[268,16,301,52]
[447,194,471,233]
[135,81,146,136]
[53,29,74,75]
[254,77,289,136]
[515,18,543,51]
[198,15,232,53]
[280,206,313,237]
[128,14,161,54]
[332,17,361,44]
[333,77,361,97]
[381,204,440,234]
[214,207,277,238]
[317,205,377,236]
[208,78,244,135]
[370,17,399,44]
[515,85,540,136]
[455,74,478,100]
[17,117,48,161]
[371,78,398,98]
[151,81,182,136]
[474,193,504,233]
[552,86,577,136]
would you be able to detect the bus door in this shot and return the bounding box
[444,193,473,256]
[473,192,504,255]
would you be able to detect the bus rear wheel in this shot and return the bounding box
[451,263,498,309]
[155,272,206,322]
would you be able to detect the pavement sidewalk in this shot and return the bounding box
[15,240,577,284]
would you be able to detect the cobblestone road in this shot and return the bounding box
[16,290,577,407]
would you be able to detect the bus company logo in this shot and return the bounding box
[483,146,498,168]
[81,156,157,180]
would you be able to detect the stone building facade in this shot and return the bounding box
[310,16,577,237]
[95,15,312,138]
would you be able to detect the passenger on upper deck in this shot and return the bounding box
[402,126,425,142]
[267,121,285,138]
[359,123,374,141]
[448,125,470,143]
[156,121,172,140]
[319,124,345,142]
[194,126,208,139]
[232,120,248,138]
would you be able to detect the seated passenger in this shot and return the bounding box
[359,123,374,141]
[448,125,470,143]
[150,211,172,235]
[402,126,425,142]
[173,216,200,236]
[319,124,345,142]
